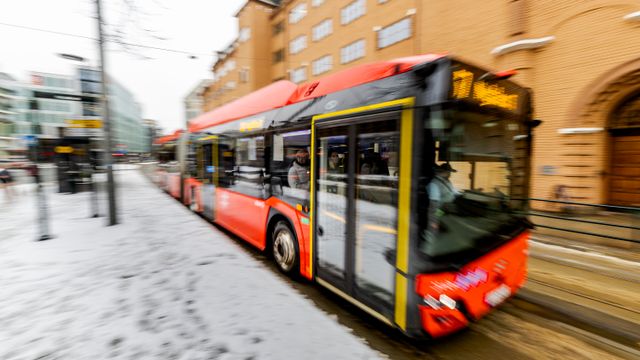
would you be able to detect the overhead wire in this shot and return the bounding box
[0,20,288,64]
[0,21,211,57]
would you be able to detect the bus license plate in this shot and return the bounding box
[485,284,511,307]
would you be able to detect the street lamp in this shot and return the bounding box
[58,53,86,62]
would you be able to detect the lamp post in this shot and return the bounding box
[96,0,118,225]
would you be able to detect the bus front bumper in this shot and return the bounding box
[415,231,529,338]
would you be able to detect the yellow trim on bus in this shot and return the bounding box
[213,139,219,187]
[394,273,408,330]
[313,97,415,122]
[317,277,393,327]
[199,135,219,141]
[309,121,316,277]
[395,101,415,330]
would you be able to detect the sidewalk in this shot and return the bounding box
[0,171,380,359]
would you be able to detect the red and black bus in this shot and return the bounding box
[155,54,534,338]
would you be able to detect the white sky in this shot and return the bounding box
[0,0,245,133]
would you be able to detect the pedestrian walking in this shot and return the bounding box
[0,162,15,201]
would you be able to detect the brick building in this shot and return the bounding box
[201,0,640,206]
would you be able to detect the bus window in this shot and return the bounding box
[229,136,267,199]
[420,108,529,259]
[270,130,311,207]
[198,143,213,183]
[217,137,235,188]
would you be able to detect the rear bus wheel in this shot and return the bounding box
[272,221,299,276]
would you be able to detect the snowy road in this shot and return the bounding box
[0,171,379,359]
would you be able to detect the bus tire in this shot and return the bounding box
[272,221,299,276]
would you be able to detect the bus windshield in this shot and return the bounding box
[419,106,530,259]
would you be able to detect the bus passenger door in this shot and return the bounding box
[200,140,217,221]
[313,112,403,323]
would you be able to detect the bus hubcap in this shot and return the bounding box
[274,230,295,271]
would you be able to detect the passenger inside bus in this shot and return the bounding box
[327,151,343,174]
[360,149,389,175]
[288,148,310,190]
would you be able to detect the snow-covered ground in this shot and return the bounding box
[0,171,380,359]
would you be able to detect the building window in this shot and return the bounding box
[239,27,251,42]
[290,67,307,83]
[273,49,285,63]
[341,0,366,25]
[507,0,527,36]
[289,3,307,24]
[312,55,332,76]
[225,81,237,89]
[312,19,333,41]
[377,18,411,49]
[341,39,365,64]
[239,68,250,83]
[273,21,284,35]
[312,0,325,7]
[289,35,307,54]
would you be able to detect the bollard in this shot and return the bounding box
[89,169,100,218]
[34,164,53,241]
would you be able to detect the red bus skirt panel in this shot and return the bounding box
[214,188,269,250]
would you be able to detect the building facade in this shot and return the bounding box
[203,0,640,206]
[184,79,213,123]
[0,73,18,149]
[5,68,149,156]
[13,72,82,139]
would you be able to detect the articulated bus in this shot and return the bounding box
[156,54,535,338]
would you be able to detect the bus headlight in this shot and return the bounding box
[439,294,457,310]
[423,294,457,310]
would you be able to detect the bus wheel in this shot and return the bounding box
[272,221,299,275]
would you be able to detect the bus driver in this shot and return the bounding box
[426,163,459,233]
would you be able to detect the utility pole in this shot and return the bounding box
[96,0,118,225]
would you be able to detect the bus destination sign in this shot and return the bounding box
[451,68,521,112]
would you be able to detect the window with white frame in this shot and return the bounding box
[289,3,307,24]
[290,67,307,83]
[239,27,251,42]
[239,68,250,83]
[312,55,332,75]
[377,18,412,48]
[312,19,333,41]
[340,39,365,64]
[341,0,366,25]
[312,0,325,7]
[289,35,307,54]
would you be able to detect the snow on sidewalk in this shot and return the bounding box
[0,171,381,360]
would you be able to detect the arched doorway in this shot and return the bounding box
[608,92,640,207]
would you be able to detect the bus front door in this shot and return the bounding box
[314,112,403,325]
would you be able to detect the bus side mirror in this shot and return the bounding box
[528,119,542,128]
